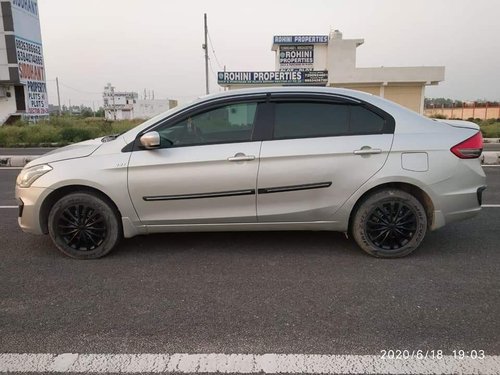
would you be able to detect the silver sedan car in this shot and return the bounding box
[16,87,486,259]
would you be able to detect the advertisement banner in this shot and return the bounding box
[279,45,314,69]
[273,35,328,44]
[15,37,48,115]
[10,0,49,118]
[217,71,328,85]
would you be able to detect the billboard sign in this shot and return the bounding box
[11,0,49,118]
[279,45,314,69]
[273,35,328,44]
[217,71,328,85]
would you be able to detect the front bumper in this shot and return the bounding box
[15,185,52,235]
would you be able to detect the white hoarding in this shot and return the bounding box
[11,0,48,118]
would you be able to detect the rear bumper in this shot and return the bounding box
[477,186,486,206]
[430,185,486,230]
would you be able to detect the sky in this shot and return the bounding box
[38,0,500,107]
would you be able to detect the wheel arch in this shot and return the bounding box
[39,184,123,235]
[347,181,435,234]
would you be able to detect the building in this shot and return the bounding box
[103,83,177,120]
[218,30,445,114]
[0,0,48,124]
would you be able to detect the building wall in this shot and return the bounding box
[333,85,381,96]
[133,99,171,119]
[424,106,500,120]
[383,86,423,113]
[0,85,17,123]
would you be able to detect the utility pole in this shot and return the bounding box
[111,85,116,120]
[203,13,209,94]
[223,65,227,91]
[55,77,61,116]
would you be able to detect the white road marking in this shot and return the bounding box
[0,206,17,209]
[0,353,499,374]
[482,164,500,167]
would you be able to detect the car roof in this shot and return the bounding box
[199,86,375,101]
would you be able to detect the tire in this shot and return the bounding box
[351,189,427,258]
[48,192,121,259]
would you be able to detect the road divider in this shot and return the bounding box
[0,155,39,167]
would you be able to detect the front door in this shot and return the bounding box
[127,101,262,226]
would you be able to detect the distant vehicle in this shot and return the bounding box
[16,87,486,259]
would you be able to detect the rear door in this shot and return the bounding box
[256,94,394,222]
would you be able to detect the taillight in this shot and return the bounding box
[450,132,483,159]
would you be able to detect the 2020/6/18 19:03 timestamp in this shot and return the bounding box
[380,350,486,360]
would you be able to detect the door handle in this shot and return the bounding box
[353,147,382,155]
[227,153,255,162]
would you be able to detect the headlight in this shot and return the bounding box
[16,164,52,188]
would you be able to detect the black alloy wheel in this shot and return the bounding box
[352,189,427,258]
[365,200,417,251]
[48,192,121,259]
[57,204,107,251]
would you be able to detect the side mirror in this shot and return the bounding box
[139,131,160,149]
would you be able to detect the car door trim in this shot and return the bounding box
[142,181,332,201]
[258,181,332,194]
[143,189,256,202]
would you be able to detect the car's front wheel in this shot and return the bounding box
[351,189,427,258]
[48,192,121,259]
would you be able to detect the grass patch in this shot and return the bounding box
[0,117,143,147]
[480,122,500,138]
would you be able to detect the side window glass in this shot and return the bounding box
[159,102,257,147]
[274,102,349,139]
[350,105,385,134]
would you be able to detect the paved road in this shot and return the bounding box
[0,168,498,359]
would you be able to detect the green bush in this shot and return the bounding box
[0,117,143,147]
[480,122,500,138]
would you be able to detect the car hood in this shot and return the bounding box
[25,138,103,168]
[436,119,480,131]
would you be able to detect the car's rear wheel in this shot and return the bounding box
[351,189,427,258]
[48,192,121,259]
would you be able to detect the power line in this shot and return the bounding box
[207,56,219,89]
[207,31,223,70]
[57,82,102,95]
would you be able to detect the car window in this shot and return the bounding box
[273,102,386,139]
[274,102,350,139]
[350,105,385,134]
[158,102,257,147]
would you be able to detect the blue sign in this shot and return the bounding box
[217,71,328,85]
[273,35,328,44]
